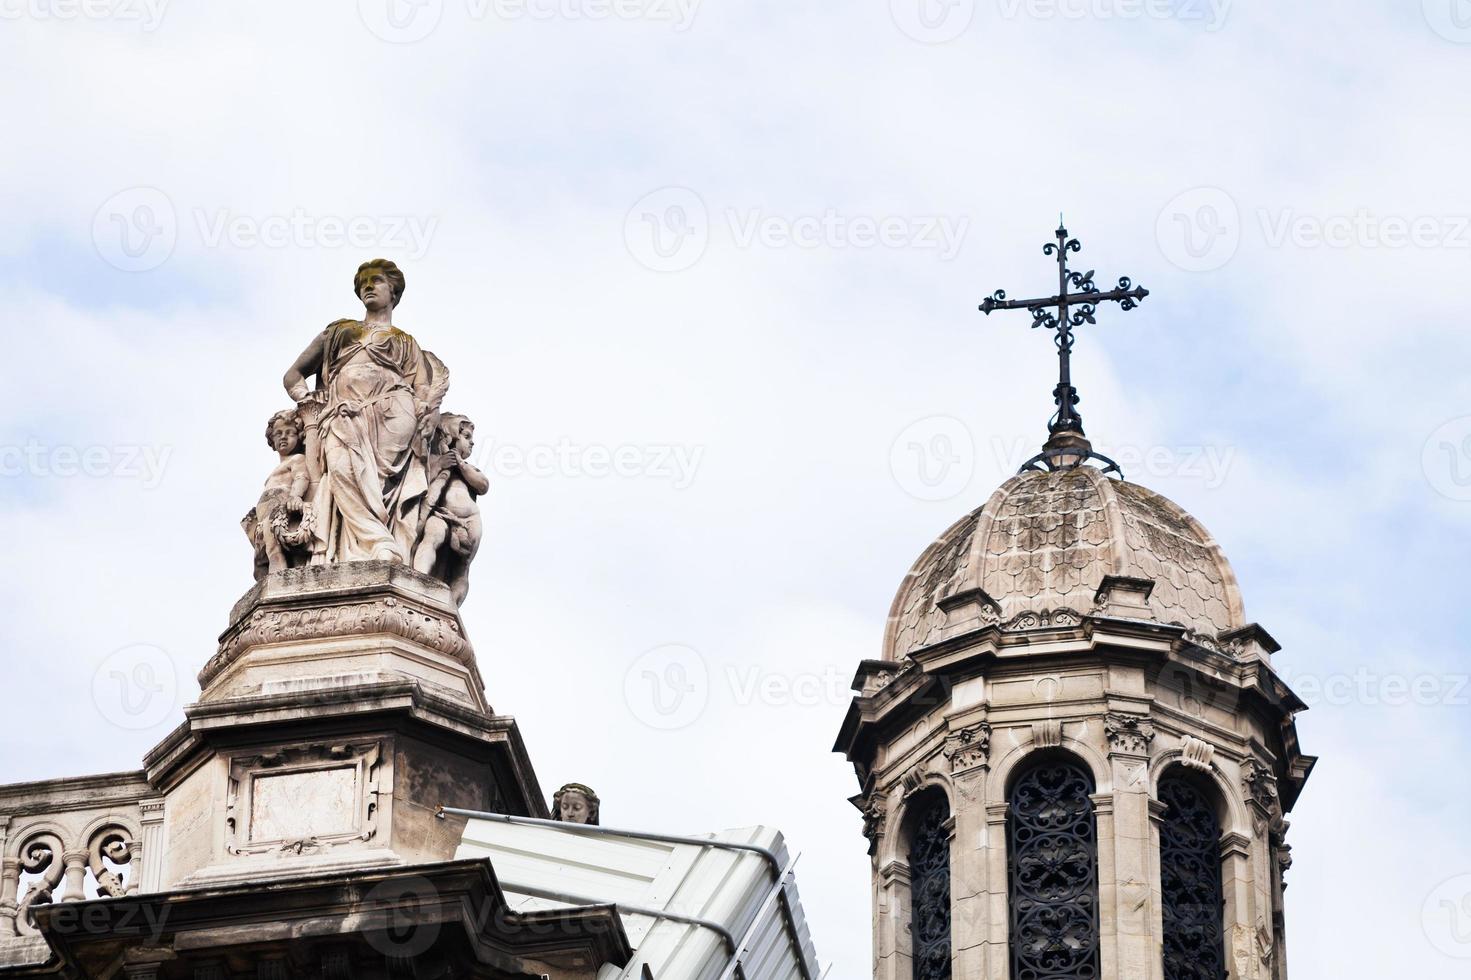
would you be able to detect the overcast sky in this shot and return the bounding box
[4,2,1471,976]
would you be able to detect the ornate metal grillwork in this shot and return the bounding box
[1160,775,1227,980]
[909,798,952,980]
[1007,761,1100,980]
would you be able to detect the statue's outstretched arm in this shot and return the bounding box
[284,331,327,402]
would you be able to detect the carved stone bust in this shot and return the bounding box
[552,783,600,826]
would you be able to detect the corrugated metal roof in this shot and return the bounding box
[453,816,821,980]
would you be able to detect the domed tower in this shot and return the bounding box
[835,225,1315,980]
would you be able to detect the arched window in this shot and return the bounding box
[1007,758,1100,980]
[907,791,951,980]
[1159,773,1227,980]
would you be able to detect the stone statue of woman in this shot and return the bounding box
[282,259,449,566]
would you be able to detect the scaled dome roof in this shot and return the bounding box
[883,466,1246,660]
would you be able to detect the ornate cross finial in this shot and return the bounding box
[979,219,1148,474]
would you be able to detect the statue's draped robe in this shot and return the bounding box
[308,320,447,564]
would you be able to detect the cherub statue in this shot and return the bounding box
[242,409,314,579]
[412,413,487,605]
[552,783,601,826]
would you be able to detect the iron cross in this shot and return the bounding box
[978,220,1148,439]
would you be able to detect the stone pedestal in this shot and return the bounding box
[143,563,545,891]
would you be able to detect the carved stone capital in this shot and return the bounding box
[942,722,992,774]
[1103,712,1155,756]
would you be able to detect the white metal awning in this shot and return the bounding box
[445,809,822,980]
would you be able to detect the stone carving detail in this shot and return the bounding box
[411,414,486,606]
[900,767,929,799]
[256,259,481,605]
[552,783,600,825]
[210,594,469,677]
[13,825,136,935]
[851,790,887,855]
[242,409,315,579]
[1179,735,1216,772]
[1032,719,1063,748]
[1243,760,1279,811]
[225,742,382,857]
[1004,607,1083,631]
[1103,712,1156,755]
[943,722,992,773]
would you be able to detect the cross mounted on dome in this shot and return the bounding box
[979,218,1148,476]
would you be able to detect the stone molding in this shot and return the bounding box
[1179,735,1216,771]
[224,742,384,858]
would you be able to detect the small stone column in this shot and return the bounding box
[60,850,88,903]
[138,799,166,894]
[0,857,20,939]
[982,802,1010,980]
[1101,713,1161,980]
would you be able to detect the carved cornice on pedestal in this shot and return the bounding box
[1093,575,1155,619]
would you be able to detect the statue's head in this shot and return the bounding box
[266,409,305,456]
[552,783,600,825]
[436,413,474,455]
[354,258,406,312]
